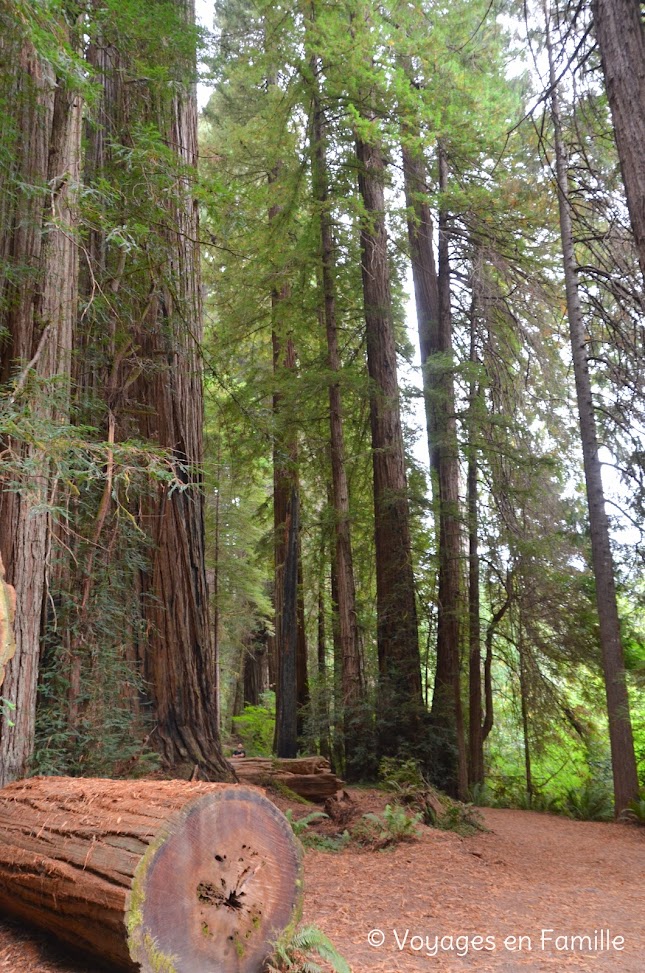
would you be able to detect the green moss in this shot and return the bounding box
[142,932,179,973]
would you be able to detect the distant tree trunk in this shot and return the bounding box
[355,120,423,760]
[547,22,639,814]
[0,20,82,786]
[317,566,332,762]
[309,46,364,778]
[428,146,467,799]
[482,580,512,743]
[244,626,269,707]
[400,87,440,483]
[518,609,533,806]
[467,286,484,789]
[591,0,645,282]
[296,551,309,736]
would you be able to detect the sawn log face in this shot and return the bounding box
[0,777,303,972]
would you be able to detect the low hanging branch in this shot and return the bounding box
[0,777,303,973]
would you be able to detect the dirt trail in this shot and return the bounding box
[0,798,643,972]
[303,804,644,973]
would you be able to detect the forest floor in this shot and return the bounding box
[0,787,643,972]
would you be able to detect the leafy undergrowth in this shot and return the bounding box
[266,924,351,973]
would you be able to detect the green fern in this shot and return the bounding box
[285,809,329,836]
[621,792,645,826]
[267,924,351,973]
[351,803,422,848]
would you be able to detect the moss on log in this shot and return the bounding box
[0,777,303,972]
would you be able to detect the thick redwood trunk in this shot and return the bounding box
[122,1,229,778]
[0,20,81,786]
[0,777,302,973]
[547,24,639,814]
[309,49,364,777]
[592,0,645,282]
[355,125,423,758]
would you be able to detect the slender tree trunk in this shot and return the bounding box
[467,284,484,789]
[591,0,645,282]
[270,265,303,756]
[428,146,467,799]
[518,609,533,807]
[400,129,440,479]
[317,567,332,762]
[547,20,639,814]
[0,21,82,785]
[482,581,511,743]
[309,44,364,777]
[355,121,423,759]
[243,626,269,707]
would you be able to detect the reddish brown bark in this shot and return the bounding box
[310,44,364,777]
[0,777,302,972]
[592,0,645,282]
[0,21,82,786]
[427,146,467,799]
[547,23,639,814]
[356,123,423,756]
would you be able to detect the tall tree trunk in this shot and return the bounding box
[316,565,332,762]
[270,270,301,757]
[591,0,645,282]
[428,146,467,799]
[467,284,484,789]
[130,0,230,778]
[0,19,82,785]
[546,19,639,814]
[518,608,533,807]
[355,121,423,760]
[400,129,440,480]
[309,43,364,778]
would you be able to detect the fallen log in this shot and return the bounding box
[0,776,303,973]
[230,756,344,802]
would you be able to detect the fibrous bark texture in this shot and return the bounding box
[592,0,645,282]
[0,777,302,972]
[356,127,423,755]
[0,20,81,786]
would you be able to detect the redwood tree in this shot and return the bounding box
[546,15,639,813]
[591,0,645,282]
[0,9,82,786]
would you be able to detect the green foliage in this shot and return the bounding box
[0,698,15,726]
[285,809,328,837]
[266,924,351,973]
[437,801,487,837]
[621,792,645,826]
[378,756,427,793]
[562,781,614,822]
[232,691,276,756]
[284,809,349,852]
[351,804,422,850]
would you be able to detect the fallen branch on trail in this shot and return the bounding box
[0,776,303,972]
[230,756,344,802]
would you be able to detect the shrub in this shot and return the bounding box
[562,780,613,821]
[231,690,275,756]
[351,804,422,849]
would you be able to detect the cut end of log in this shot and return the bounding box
[127,786,302,973]
[0,778,303,973]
